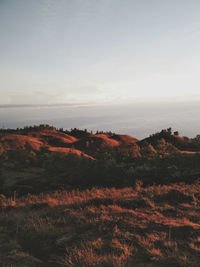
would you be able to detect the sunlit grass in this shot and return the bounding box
[0,183,200,266]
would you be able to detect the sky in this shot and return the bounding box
[0,0,200,137]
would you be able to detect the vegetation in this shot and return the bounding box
[1,184,200,266]
[0,125,200,266]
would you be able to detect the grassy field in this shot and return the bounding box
[1,127,200,266]
[1,183,200,266]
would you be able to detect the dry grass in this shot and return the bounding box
[0,134,43,151]
[0,183,200,266]
[48,147,95,160]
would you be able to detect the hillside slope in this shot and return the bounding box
[1,184,200,266]
[2,126,200,160]
[1,126,200,266]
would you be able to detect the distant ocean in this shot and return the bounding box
[0,101,199,139]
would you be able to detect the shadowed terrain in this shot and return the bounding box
[1,184,200,266]
[0,125,200,266]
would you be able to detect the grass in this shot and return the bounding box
[1,167,43,187]
[0,183,200,266]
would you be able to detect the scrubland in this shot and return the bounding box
[0,126,200,266]
[1,183,200,266]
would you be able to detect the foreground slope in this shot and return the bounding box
[1,126,200,266]
[1,184,200,266]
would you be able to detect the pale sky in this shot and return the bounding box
[1,0,200,105]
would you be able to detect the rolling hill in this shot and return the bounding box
[1,126,199,159]
[1,125,200,266]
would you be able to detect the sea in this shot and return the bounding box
[0,100,200,139]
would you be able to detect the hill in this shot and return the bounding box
[2,125,200,160]
[0,134,43,152]
[139,128,200,153]
[1,125,200,266]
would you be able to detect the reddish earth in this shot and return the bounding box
[0,133,94,160]
[48,146,95,160]
[110,134,138,144]
[180,151,198,155]
[172,135,190,142]
[95,133,112,138]
[1,183,200,266]
[73,134,139,152]
[28,129,78,143]
[0,131,142,160]
[0,134,43,151]
[95,134,120,147]
[1,130,200,159]
[72,136,120,151]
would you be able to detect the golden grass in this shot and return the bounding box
[1,183,200,266]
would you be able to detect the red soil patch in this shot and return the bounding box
[0,134,43,151]
[73,134,139,151]
[0,132,94,159]
[73,136,120,150]
[172,135,190,142]
[48,146,95,160]
[110,134,138,144]
[28,130,78,144]
[95,134,120,147]
[95,133,112,138]
[180,151,198,155]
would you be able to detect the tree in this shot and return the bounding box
[174,131,179,136]
[193,135,200,143]
[167,128,172,134]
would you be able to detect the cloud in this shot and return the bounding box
[0,64,105,105]
[7,84,103,105]
[0,103,87,109]
[63,85,101,94]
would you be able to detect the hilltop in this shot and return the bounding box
[1,125,200,161]
[1,125,200,194]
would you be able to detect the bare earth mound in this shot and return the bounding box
[0,134,43,151]
[110,134,139,144]
[28,129,78,145]
[48,146,95,160]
